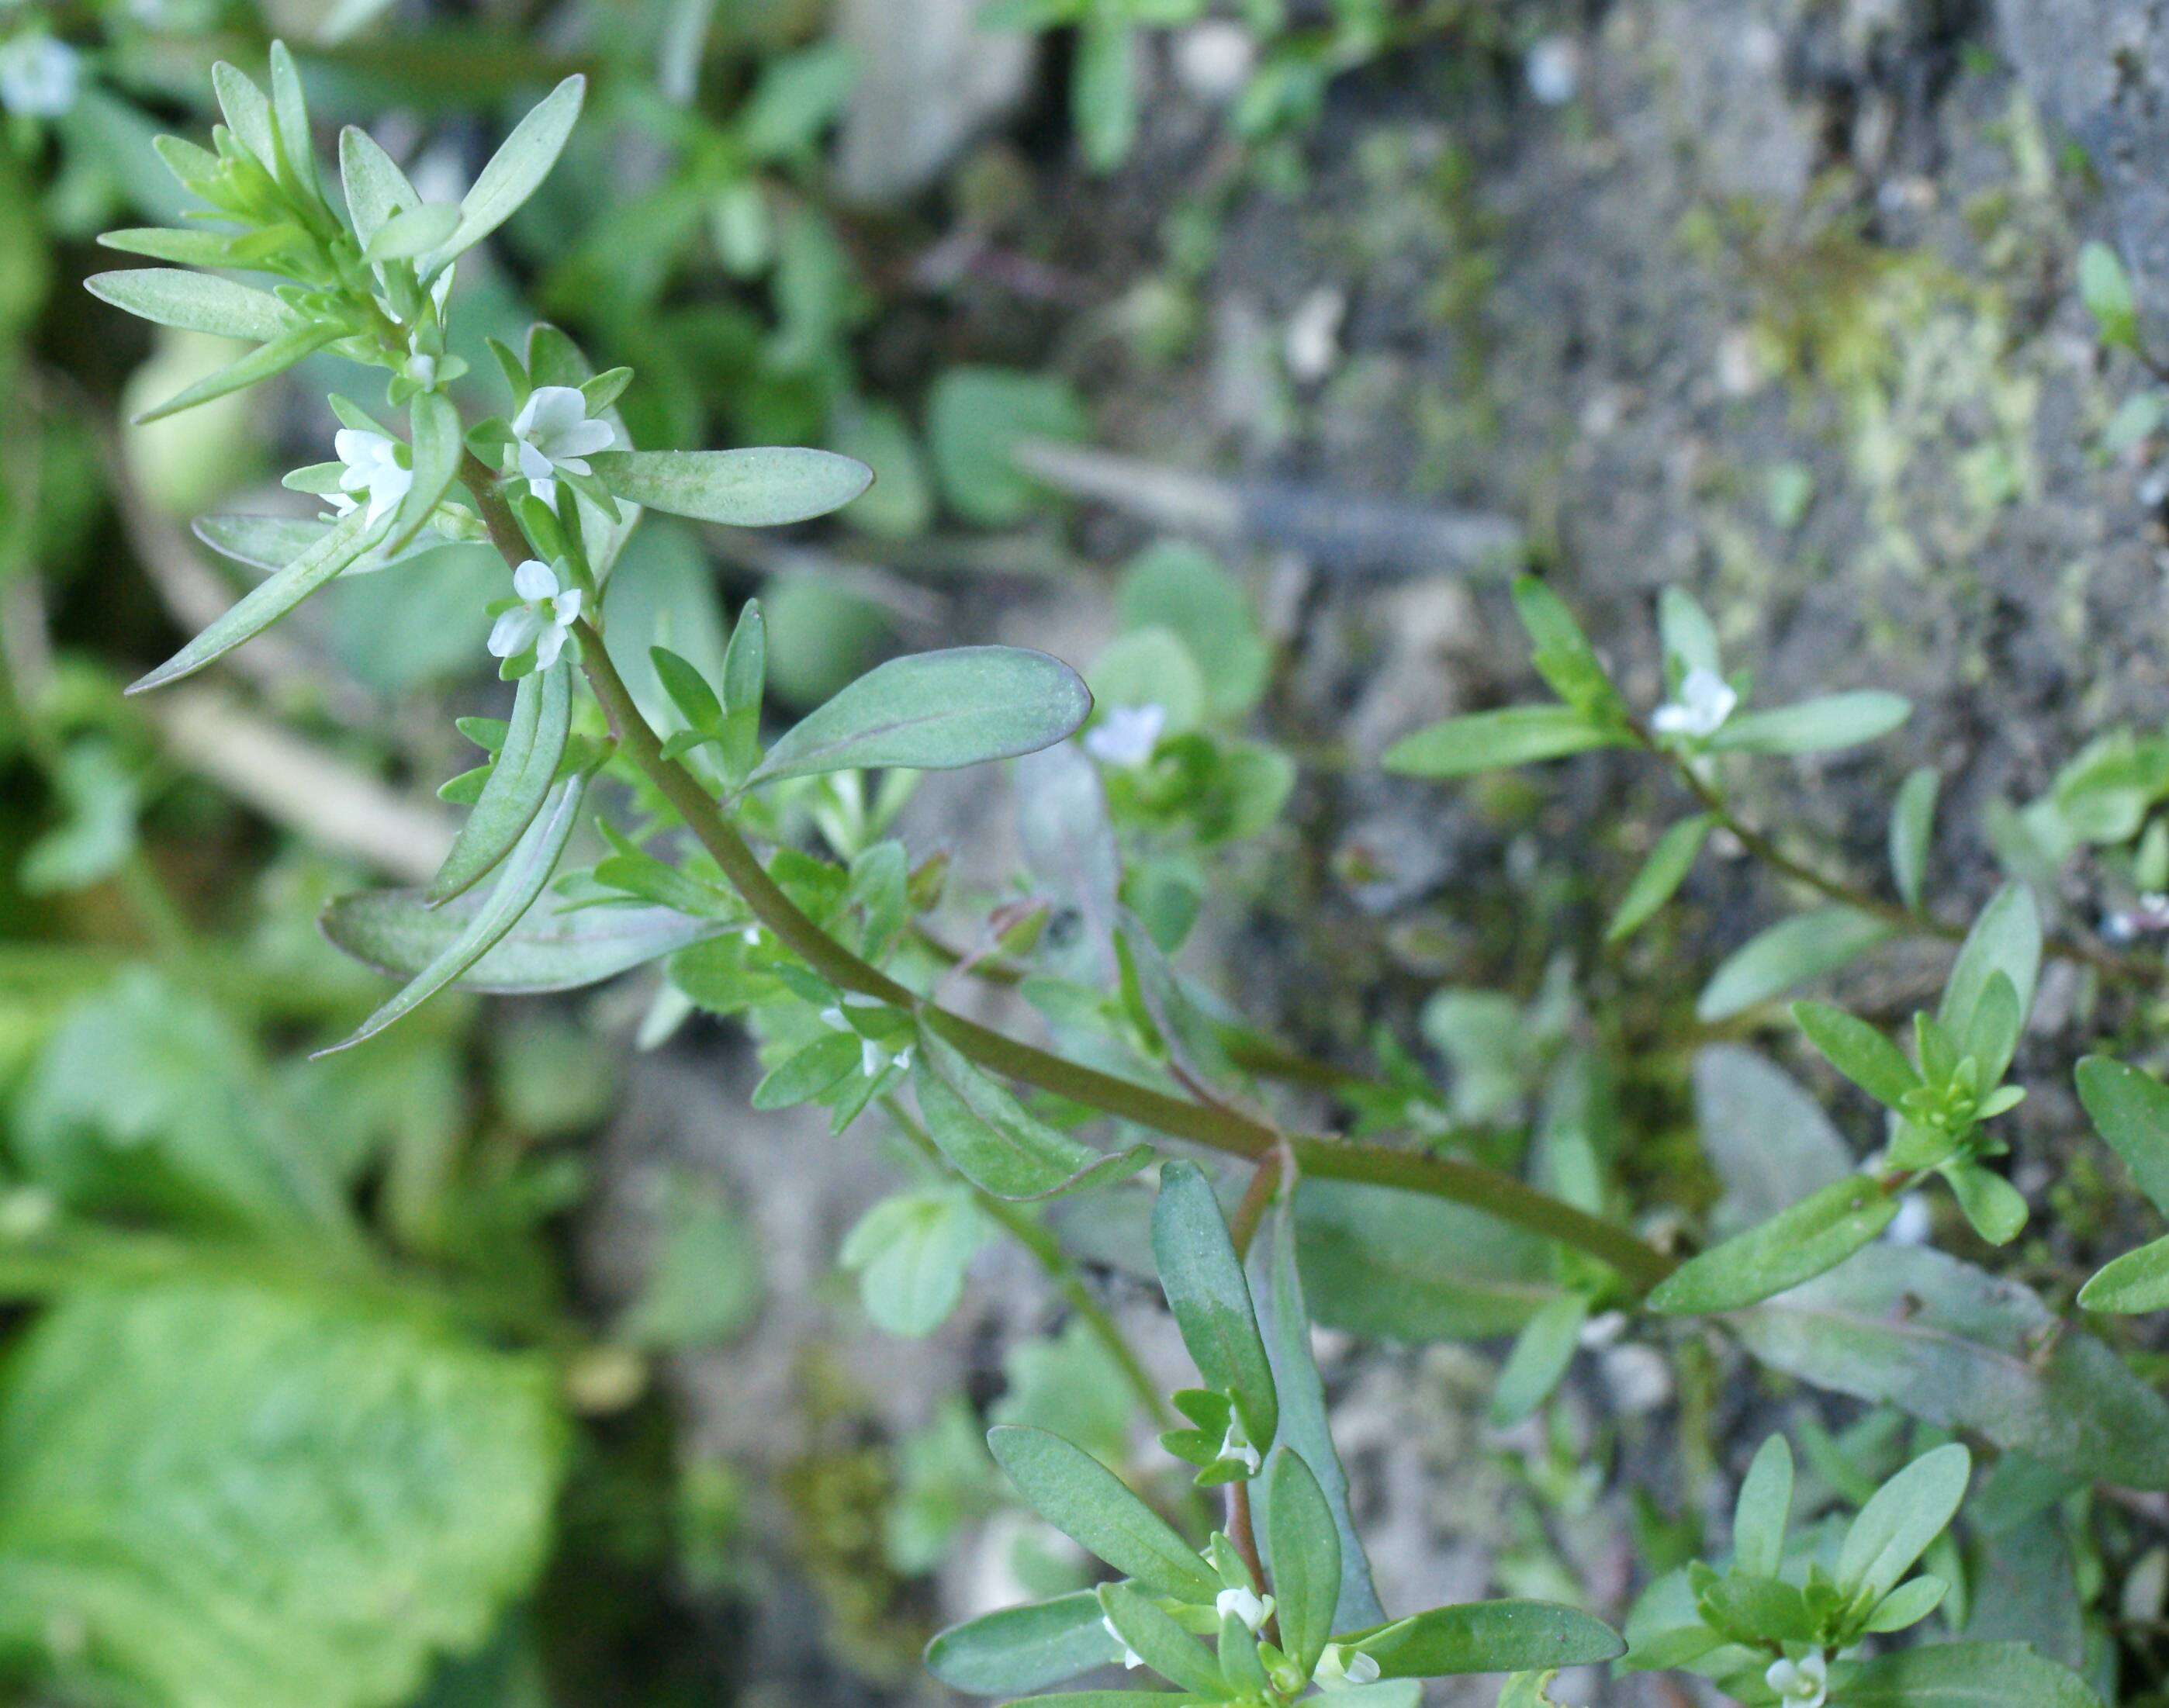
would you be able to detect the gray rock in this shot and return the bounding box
[834,0,1034,204]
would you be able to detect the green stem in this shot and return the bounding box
[463,466,1675,1291]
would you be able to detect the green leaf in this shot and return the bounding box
[1657,586,1721,675]
[1943,1160,2028,1246]
[2079,240,2141,354]
[1117,544,1268,720]
[338,123,420,247]
[1607,814,1714,942]
[1295,1179,1563,1340]
[1264,1451,1339,1677]
[1890,766,1939,910]
[191,511,435,577]
[85,268,303,342]
[588,448,873,526]
[1695,907,1894,1022]
[362,201,459,262]
[427,661,573,904]
[1381,704,1626,778]
[985,1426,1219,1603]
[2075,1055,2169,1219]
[749,646,1092,785]
[1835,1641,2104,1706]
[126,506,377,694]
[1095,1583,1226,1698]
[265,41,320,202]
[838,1188,986,1337]
[317,764,595,1056]
[1486,1294,1588,1428]
[1707,690,1911,755]
[1152,1160,1278,1453]
[1074,16,1138,170]
[1647,1177,1897,1316]
[2078,1233,2169,1313]
[1938,883,2039,1043]
[1513,577,1622,720]
[1731,1435,1792,1578]
[912,1029,1151,1200]
[925,1592,1129,1696]
[322,888,721,994]
[1862,1574,1948,1633]
[720,597,766,779]
[427,75,586,268]
[130,320,345,424]
[1794,1001,1919,1108]
[0,1280,562,1708]
[211,61,277,167]
[1837,1443,1970,1602]
[652,645,723,734]
[1497,1674,1568,1708]
[1694,1046,1854,1231]
[386,388,462,556]
[1730,1244,2169,1488]
[1351,1602,1624,1678]
[928,366,1090,525]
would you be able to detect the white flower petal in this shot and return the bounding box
[534,624,567,670]
[552,587,583,624]
[488,607,541,659]
[513,558,559,600]
[557,418,617,458]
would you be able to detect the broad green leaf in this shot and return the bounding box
[925,1592,1129,1696]
[362,202,459,262]
[589,448,873,526]
[1295,1180,1562,1340]
[427,661,573,904]
[2078,1233,2169,1313]
[127,506,376,694]
[1351,1601,1624,1678]
[1647,1177,1897,1316]
[749,646,1092,785]
[1513,576,1621,719]
[1095,1584,1225,1698]
[317,764,595,1056]
[323,889,721,993]
[427,75,586,268]
[386,388,462,555]
[1731,1435,1792,1578]
[1152,1160,1278,1452]
[1707,690,1910,755]
[1264,1451,1339,1677]
[1381,704,1624,778]
[1938,882,2039,1042]
[2075,1055,2169,1218]
[1890,766,1939,910]
[85,268,303,342]
[1837,1443,1970,1602]
[1695,906,1894,1022]
[1944,1160,2028,1246]
[338,123,420,246]
[1486,1294,1587,1428]
[838,1188,985,1336]
[927,366,1091,524]
[0,1280,562,1708]
[2080,240,2141,353]
[1117,544,1268,719]
[1794,1001,1918,1108]
[912,1029,1151,1201]
[1693,1046,1854,1231]
[130,320,345,424]
[1730,1245,2169,1488]
[986,1426,1219,1603]
[1835,1640,2104,1706]
[1607,814,1713,942]
[1252,1194,1385,1633]
[1863,1574,1949,1633]
[750,1032,860,1110]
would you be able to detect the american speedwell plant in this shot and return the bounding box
[90,47,2168,1707]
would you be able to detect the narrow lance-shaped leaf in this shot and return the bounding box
[211,61,277,167]
[911,1027,1152,1201]
[1938,881,2040,1042]
[1731,1435,1793,1578]
[1486,1293,1588,1428]
[363,202,461,263]
[265,41,321,206]
[1889,766,1938,910]
[1264,1450,1340,1679]
[590,448,873,526]
[924,1592,1129,1696]
[426,75,586,268]
[339,123,420,245]
[192,513,440,577]
[1793,1001,1919,1109]
[85,269,303,342]
[131,320,346,425]
[317,761,598,1056]
[1094,1584,1223,1698]
[1836,1443,1970,1603]
[985,1425,1219,1603]
[127,506,378,694]
[322,890,726,994]
[1152,1160,1277,1452]
[1349,1602,1624,1678]
[1695,906,1894,1022]
[1607,814,1713,942]
[385,389,462,555]
[1382,704,1625,779]
[1707,690,1911,755]
[427,661,573,905]
[1835,1641,2105,1708]
[749,647,1092,786]
[2075,1056,2169,1218]
[2078,1233,2169,1314]
[1647,1177,1897,1316]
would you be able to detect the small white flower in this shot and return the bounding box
[1525,35,1581,105]
[1084,703,1166,768]
[1313,1644,1382,1690]
[486,558,583,670]
[327,429,413,527]
[1216,1414,1261,1477]
[1650,666,1738,740]
[510,385,616,507]
[1766,1651,1829,1708]
[1214,1585,1275,1634]
[1100,1614,1144,1672]
[0,35,81,119]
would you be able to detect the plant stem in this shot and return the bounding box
[461,464,1676,1291]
